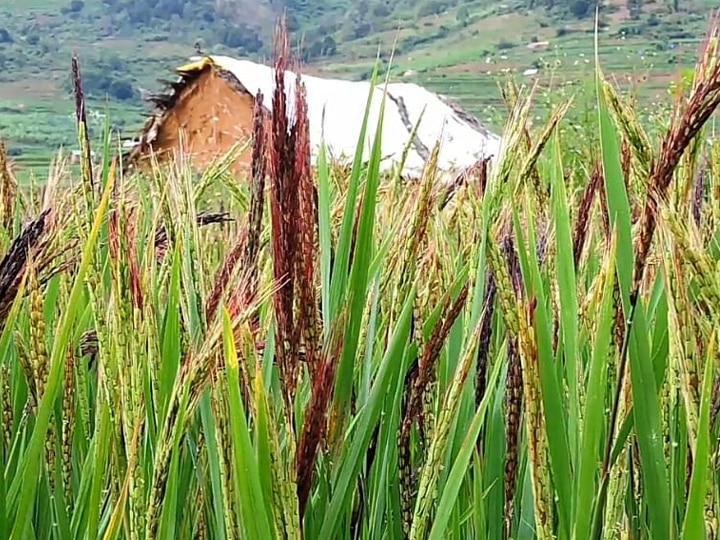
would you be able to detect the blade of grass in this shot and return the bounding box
[680,332,715,539]
[512,193,572,538]
[199,393,228,540]
[333,67,389,417]
[573,225,617,539]
[317,140,332,329]
[427,339,506,540]
[221,307,273,540]
[9,158,116,540]
[549,131,581,463]
[319,283,416,539]
[327,58,380,323]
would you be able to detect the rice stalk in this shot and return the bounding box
[1,362,11,453]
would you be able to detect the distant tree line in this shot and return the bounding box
[94,0,338,61]
[521,0,685,19]
[61,55,137,101]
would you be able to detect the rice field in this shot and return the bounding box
[4,19,720,540]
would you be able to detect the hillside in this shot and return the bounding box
[0,0,716,171]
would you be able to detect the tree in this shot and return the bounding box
[108,79,135,100]
[457,5,470,26]
[569,0,590,17]
[372,2,392,17]
[322,36,337,55]
[417,0,449,17]
[218,24,263,52]
[627,0,642,19]
[67,67,137,102]
[69,0,85,12]
[341,16,372,40]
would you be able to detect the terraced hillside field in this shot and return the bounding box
[0,0,716,175]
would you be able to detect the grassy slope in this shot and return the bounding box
[0,0,716,176]
[314,0,710,110]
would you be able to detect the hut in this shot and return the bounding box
[126,55,502,181]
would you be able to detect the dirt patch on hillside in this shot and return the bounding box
[439,59,520,75]
[145,42,194,57]
[97,38,139,50]
[474,12,528,27]
[605,0,631,23]
[468,12,537,42]
[0,79,59,100]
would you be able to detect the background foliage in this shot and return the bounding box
[0,0,717,172]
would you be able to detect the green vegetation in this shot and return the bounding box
[3,21,720,539]
[0,0,717,173]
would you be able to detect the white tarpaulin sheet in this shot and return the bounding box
[205,55,502,179]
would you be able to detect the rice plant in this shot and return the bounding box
[5,14,720,540]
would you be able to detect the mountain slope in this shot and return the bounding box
[0,0,716,168]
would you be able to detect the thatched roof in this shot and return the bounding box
[130,55,503,179]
